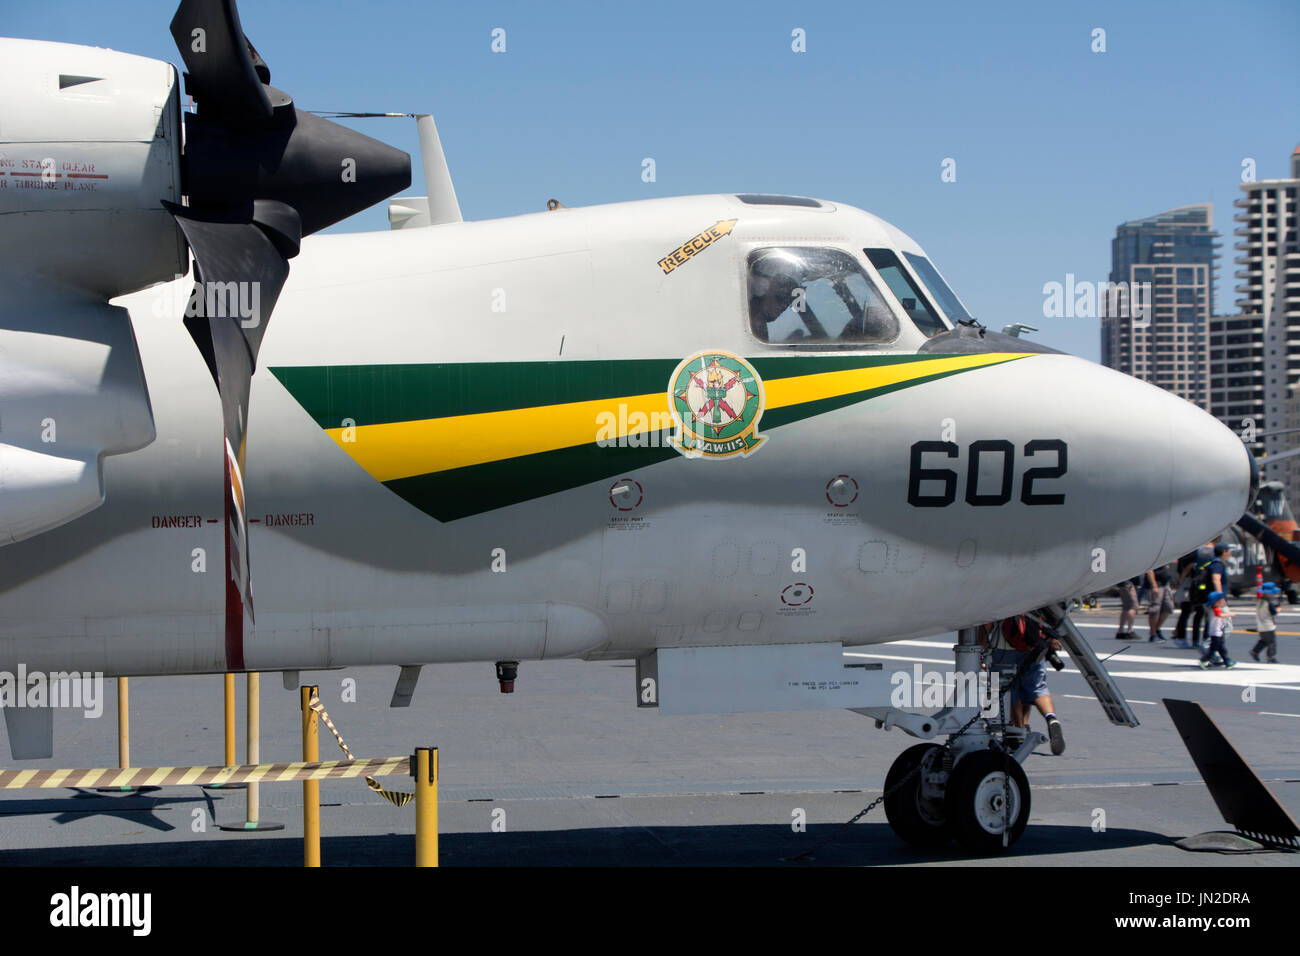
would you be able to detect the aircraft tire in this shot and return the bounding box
[883,743,952,848]
[945,749,1030,854]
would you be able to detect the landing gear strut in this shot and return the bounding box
[868,624,1041,854]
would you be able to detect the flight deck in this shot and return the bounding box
[1,601,1296,867]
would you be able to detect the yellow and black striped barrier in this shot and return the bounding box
[307,693,413,807]
[0,756,411,791]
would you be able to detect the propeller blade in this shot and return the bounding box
[164,199,297,376]
[165,200,295,656]
[1236,513,1300,569]
[169,0,278,122]
[163,0,410,666]
[1257,446,1300,468]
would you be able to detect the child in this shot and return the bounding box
[1198,591,1236,669]
[1251,582,1281,663]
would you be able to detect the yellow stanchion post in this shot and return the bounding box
[302,685,320,867]
[204,673,246,791]
[414,747,438,867]
[97,677,155,793]
[117,677,129,768]
[247,671,260,823]
[225,673,236,766]
[219,671,282,831]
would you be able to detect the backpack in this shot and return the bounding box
[1000,615,1043,652]
[1192,559,1213,598]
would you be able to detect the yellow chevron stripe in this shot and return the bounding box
[144,767,174,786]
[78,768,106,788]
[46,768,72,789]
[12,770,37,789]
[108,768,137,788]
[323,353,1025,483]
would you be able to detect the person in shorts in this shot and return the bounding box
[980,616,1066,755]
[1116,576,1141,639]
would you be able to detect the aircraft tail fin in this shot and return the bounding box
[389,113,462,229]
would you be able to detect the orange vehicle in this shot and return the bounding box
[1234,480,1300,602]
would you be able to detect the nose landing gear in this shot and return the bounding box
[881,739,1033,853]
[872,624,1040,854]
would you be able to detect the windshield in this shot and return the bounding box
[747,247,900,347]
[864,248,946,338]
[903,252,973,323]
[1257,485,1295,523]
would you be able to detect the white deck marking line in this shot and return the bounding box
[1062,694,1157,706]
[1070,619,1300,637]
[1105,670,1299,690]
[850,650,1299,692]
[866,642,1300,673]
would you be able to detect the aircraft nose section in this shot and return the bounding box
[1164,392,1253,555]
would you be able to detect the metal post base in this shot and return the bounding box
[217,820,285,832]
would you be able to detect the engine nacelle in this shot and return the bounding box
[0,300,156,545]
[0,39,186,298]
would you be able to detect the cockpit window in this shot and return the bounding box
[1257,485,1295,523]
[864,248,947,338]
[903,252,973,323]
[747,247,899,346]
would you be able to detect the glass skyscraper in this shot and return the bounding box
[1102,204,1219,408]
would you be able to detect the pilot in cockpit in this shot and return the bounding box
[747,249,807,342]
[747,246,900,346]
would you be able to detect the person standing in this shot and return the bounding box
[1146,564,1175,642]
[1115,576,1141,639]
[1198,591,1237,669]
[1252,581,1282,663]
[980,616,1066,755]
[1196,544,1230,648]
[1171,548,1201,648]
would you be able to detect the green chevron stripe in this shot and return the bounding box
[269,354,948,429]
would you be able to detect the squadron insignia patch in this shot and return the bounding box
[668,350,766,459]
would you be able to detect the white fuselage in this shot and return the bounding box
[0,195,1252,677]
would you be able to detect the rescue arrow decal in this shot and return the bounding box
[657,219,737,274]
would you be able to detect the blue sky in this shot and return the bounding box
[11,0,1298,359]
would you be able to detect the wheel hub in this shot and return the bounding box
[972,772,1020,834]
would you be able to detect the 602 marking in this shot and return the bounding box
[907,439,1067,508]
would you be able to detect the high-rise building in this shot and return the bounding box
[1207,312,1263,453]
[1228,147,1300,504]
[1101,205,1219,407]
